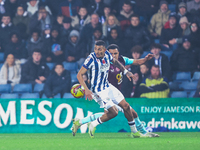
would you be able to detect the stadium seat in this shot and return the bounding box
[0,52,4,63]
[170,91,187,98]
[188,91,196,98]
[169,82,180,91]
[179,81,198,91]
[20,93,40,99]
[0,84,12,93]
[1,93,19,99]
[160,51,173,60]
[63,93,75,99]
[33,84,44,93]
[141,51,150,58]
[71,72,78,83]
[192,72,200,81]
[168,4,176,12]
[174,72,191,82]
[63,62,79,72]
[46,63,55,70]
[154,39,160,44]
[0,63,3,69]
[42,93,61,99]
[13,84,32,93]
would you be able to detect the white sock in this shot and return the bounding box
[91,117,102,127]
[128,121,138,133]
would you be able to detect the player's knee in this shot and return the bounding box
[110,107,118,118]
[122,103,130,112]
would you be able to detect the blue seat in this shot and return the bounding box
[71,72,78,83]
[46,63,55,70]
[63,62,78,72]
[170,91,187,98]
[141,51,150,58]
[33,84,44,93]
[168,5,176,12]
[188,91,196,98]
[175,72,191,82]
[13,84,32,93]
[42,93,61,99]
[1,93,19,99]
[63,93,75,99]
[0,84,12,93]
[0,63,3,69]
[160,51,173,60]
[0,52,4,63]
[192,72,200,81]
[179,81,198,91]
[169,82,180,91]
[20,93,40,98]
[154,39,160,44]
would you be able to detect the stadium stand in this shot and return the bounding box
[63,62,79,72]
[42,93,61,99]
[0,84,12,93]
[33,84,44,93]
[170,91,188,98]
[0,52,4,63]
[179,81,198,91]
[46,63,56,70]
[20,93,40,99]
[13,84,32,93]
[63,93,75,99]
[174,72,191,82]
[191,72,200,81]
[1,93,19,99]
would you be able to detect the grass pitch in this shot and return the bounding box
[0,132,199,150]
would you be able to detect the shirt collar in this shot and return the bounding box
[1,23,12,28]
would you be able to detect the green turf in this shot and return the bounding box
[0,132,199,150]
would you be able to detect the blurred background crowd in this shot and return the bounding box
[0,0,200,99]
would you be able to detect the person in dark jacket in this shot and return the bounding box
[189,22,200,49]
[148,43,171,80]
[124,14,151,52]
[160,12,182,50]
[20,49,50,84]
[87,0,104,17]
[170,36,200,73]
[44,63,71,98]
[65,30,86,67]
[4,32,27,60]
[60,16,74,42]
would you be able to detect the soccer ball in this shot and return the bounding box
[71,84,85,98]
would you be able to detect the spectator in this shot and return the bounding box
[99,5,111,24]
[170,36,200,73]
[102,14,121,37]
[148,43,171,80]
[45,27,65,63]
[140,63,150,82]
[65,30,86,67]
[138,65,170,98]
[13,5,30,34]
[27,29,45,57]
[148,0,171,38]
[53,14,64,29]
[177,2,192,22]
[29,6,53,33]
[0,54,21,87]
[81,13,102,42]
[0,13,17,48]
[117,0,133,31]
[27,0,51,17]
[176,16,191,44]
[5,0,18,19]
[59,0,82,17]
[87,27,107,54]
[20,49,50,84]
[87,0,104,16]
[44,63,71,98]
[71,6,91,31]
[42,24,51,38]
[189,22,200,48]
[160,12,182,50]
[124,14,151,52]
[60,17,74,41]
[0,0,9,19]
[4,32,27,61]
[187,0,200,13]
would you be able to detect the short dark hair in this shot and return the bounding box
[78,6,87,12]
[55,63,64,68]
[131,45,143,54]
[123,0,132,6]
[32,48,41,54]
[2,13,11,18]
[31,29,40,36]
[95,40,106,47]
[141,62,149,68]
[107,44,119,51]
[151,65,160,69]
[150,43,162,50]
[130,14,140,20]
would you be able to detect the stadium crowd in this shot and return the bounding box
[0,0,200,98]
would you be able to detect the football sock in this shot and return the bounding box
[91,117,102,127]
[80,113,104,125]
[128,121,137,133]
[135,117,147,134]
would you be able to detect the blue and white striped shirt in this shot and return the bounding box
[83,50,113,93]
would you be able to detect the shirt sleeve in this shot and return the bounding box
[123,56,134,65]
[105,50,113,61]
[82,55,93,69]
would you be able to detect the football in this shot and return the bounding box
[70,84,85,98]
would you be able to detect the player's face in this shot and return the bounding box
[109,49,119,60]
[151,67,160,79]
[94,45,106,58]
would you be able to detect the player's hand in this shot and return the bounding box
[145,54,154,60]
[85,89,93,101]
[126,71,136,81]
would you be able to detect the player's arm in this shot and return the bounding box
[111,58,136,81]
[77,66,93,101]
[132,54,154,65]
